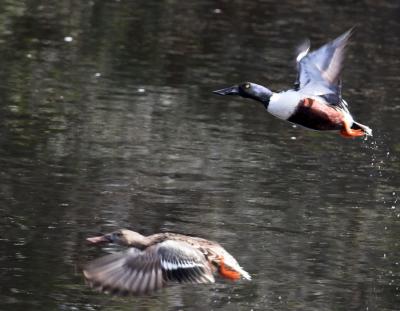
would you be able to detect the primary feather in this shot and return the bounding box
[296,28,354,105]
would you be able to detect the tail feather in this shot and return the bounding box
[238,267,252,280]
[231,264,251,280]
[352,121,372,136]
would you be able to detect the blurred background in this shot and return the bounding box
[0,1,399,310]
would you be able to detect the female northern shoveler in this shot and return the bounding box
[83,229,251,295]
[213,29,372,138]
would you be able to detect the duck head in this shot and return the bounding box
[87,229,150,249]
[213,82,273,106]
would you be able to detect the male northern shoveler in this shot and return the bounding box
[83,229,251,295]
[213,29,372,138]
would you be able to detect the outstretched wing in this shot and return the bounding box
[83,240,214,295]
[295,28,354,105]
[294,39,310,91]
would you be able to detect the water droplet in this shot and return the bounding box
[64,36,73,42]
[213,8,222,14]
[138,88,146,93]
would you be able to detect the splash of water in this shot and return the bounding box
[361,134,398,214]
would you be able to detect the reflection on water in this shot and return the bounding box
[0,1,399,310]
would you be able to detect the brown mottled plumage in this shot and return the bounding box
[83,229,251,295]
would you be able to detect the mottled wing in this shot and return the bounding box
[83,248,163,295]
[157,240,215,284]
[83,240,214,295]
[296,28,354,105]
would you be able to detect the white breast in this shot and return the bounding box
[267,91,302,120]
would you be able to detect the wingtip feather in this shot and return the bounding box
[296,39,310,63]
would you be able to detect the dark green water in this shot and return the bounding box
[0,1,399,310]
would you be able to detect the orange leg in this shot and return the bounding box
[340,121,365,138]
[218,257,240,281]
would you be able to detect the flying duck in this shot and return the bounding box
[83,229,251,295]
[213,29,372,138]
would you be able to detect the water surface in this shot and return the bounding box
[0,1,399,310]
